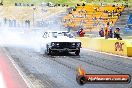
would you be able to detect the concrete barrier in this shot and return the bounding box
[76,37,132,57]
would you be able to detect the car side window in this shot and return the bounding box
[65,33,74,38]
[52,32,57,38]
[69,34,74,38]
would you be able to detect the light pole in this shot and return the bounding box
[33,7,36,27]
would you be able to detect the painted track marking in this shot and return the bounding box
[2,48,34,88]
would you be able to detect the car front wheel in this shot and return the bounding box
[75,50,80,56]
[47,48,52,55]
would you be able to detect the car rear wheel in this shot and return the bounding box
[75,50,80,56]
[47,48,52,55]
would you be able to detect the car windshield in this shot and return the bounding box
[52,32,74,38]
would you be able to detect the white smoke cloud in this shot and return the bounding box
[0,27,47,53]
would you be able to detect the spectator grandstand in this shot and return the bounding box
[127,13,132,24]
[123,13,132,33]
[0,0,131,32]
[63,4,125,33]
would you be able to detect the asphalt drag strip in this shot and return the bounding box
[5,47,132,88]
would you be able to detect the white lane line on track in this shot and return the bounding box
[82,48,132,60]
[0,72,7,88]
[2,48,34,88]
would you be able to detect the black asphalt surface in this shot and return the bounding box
[5,47,132,88]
